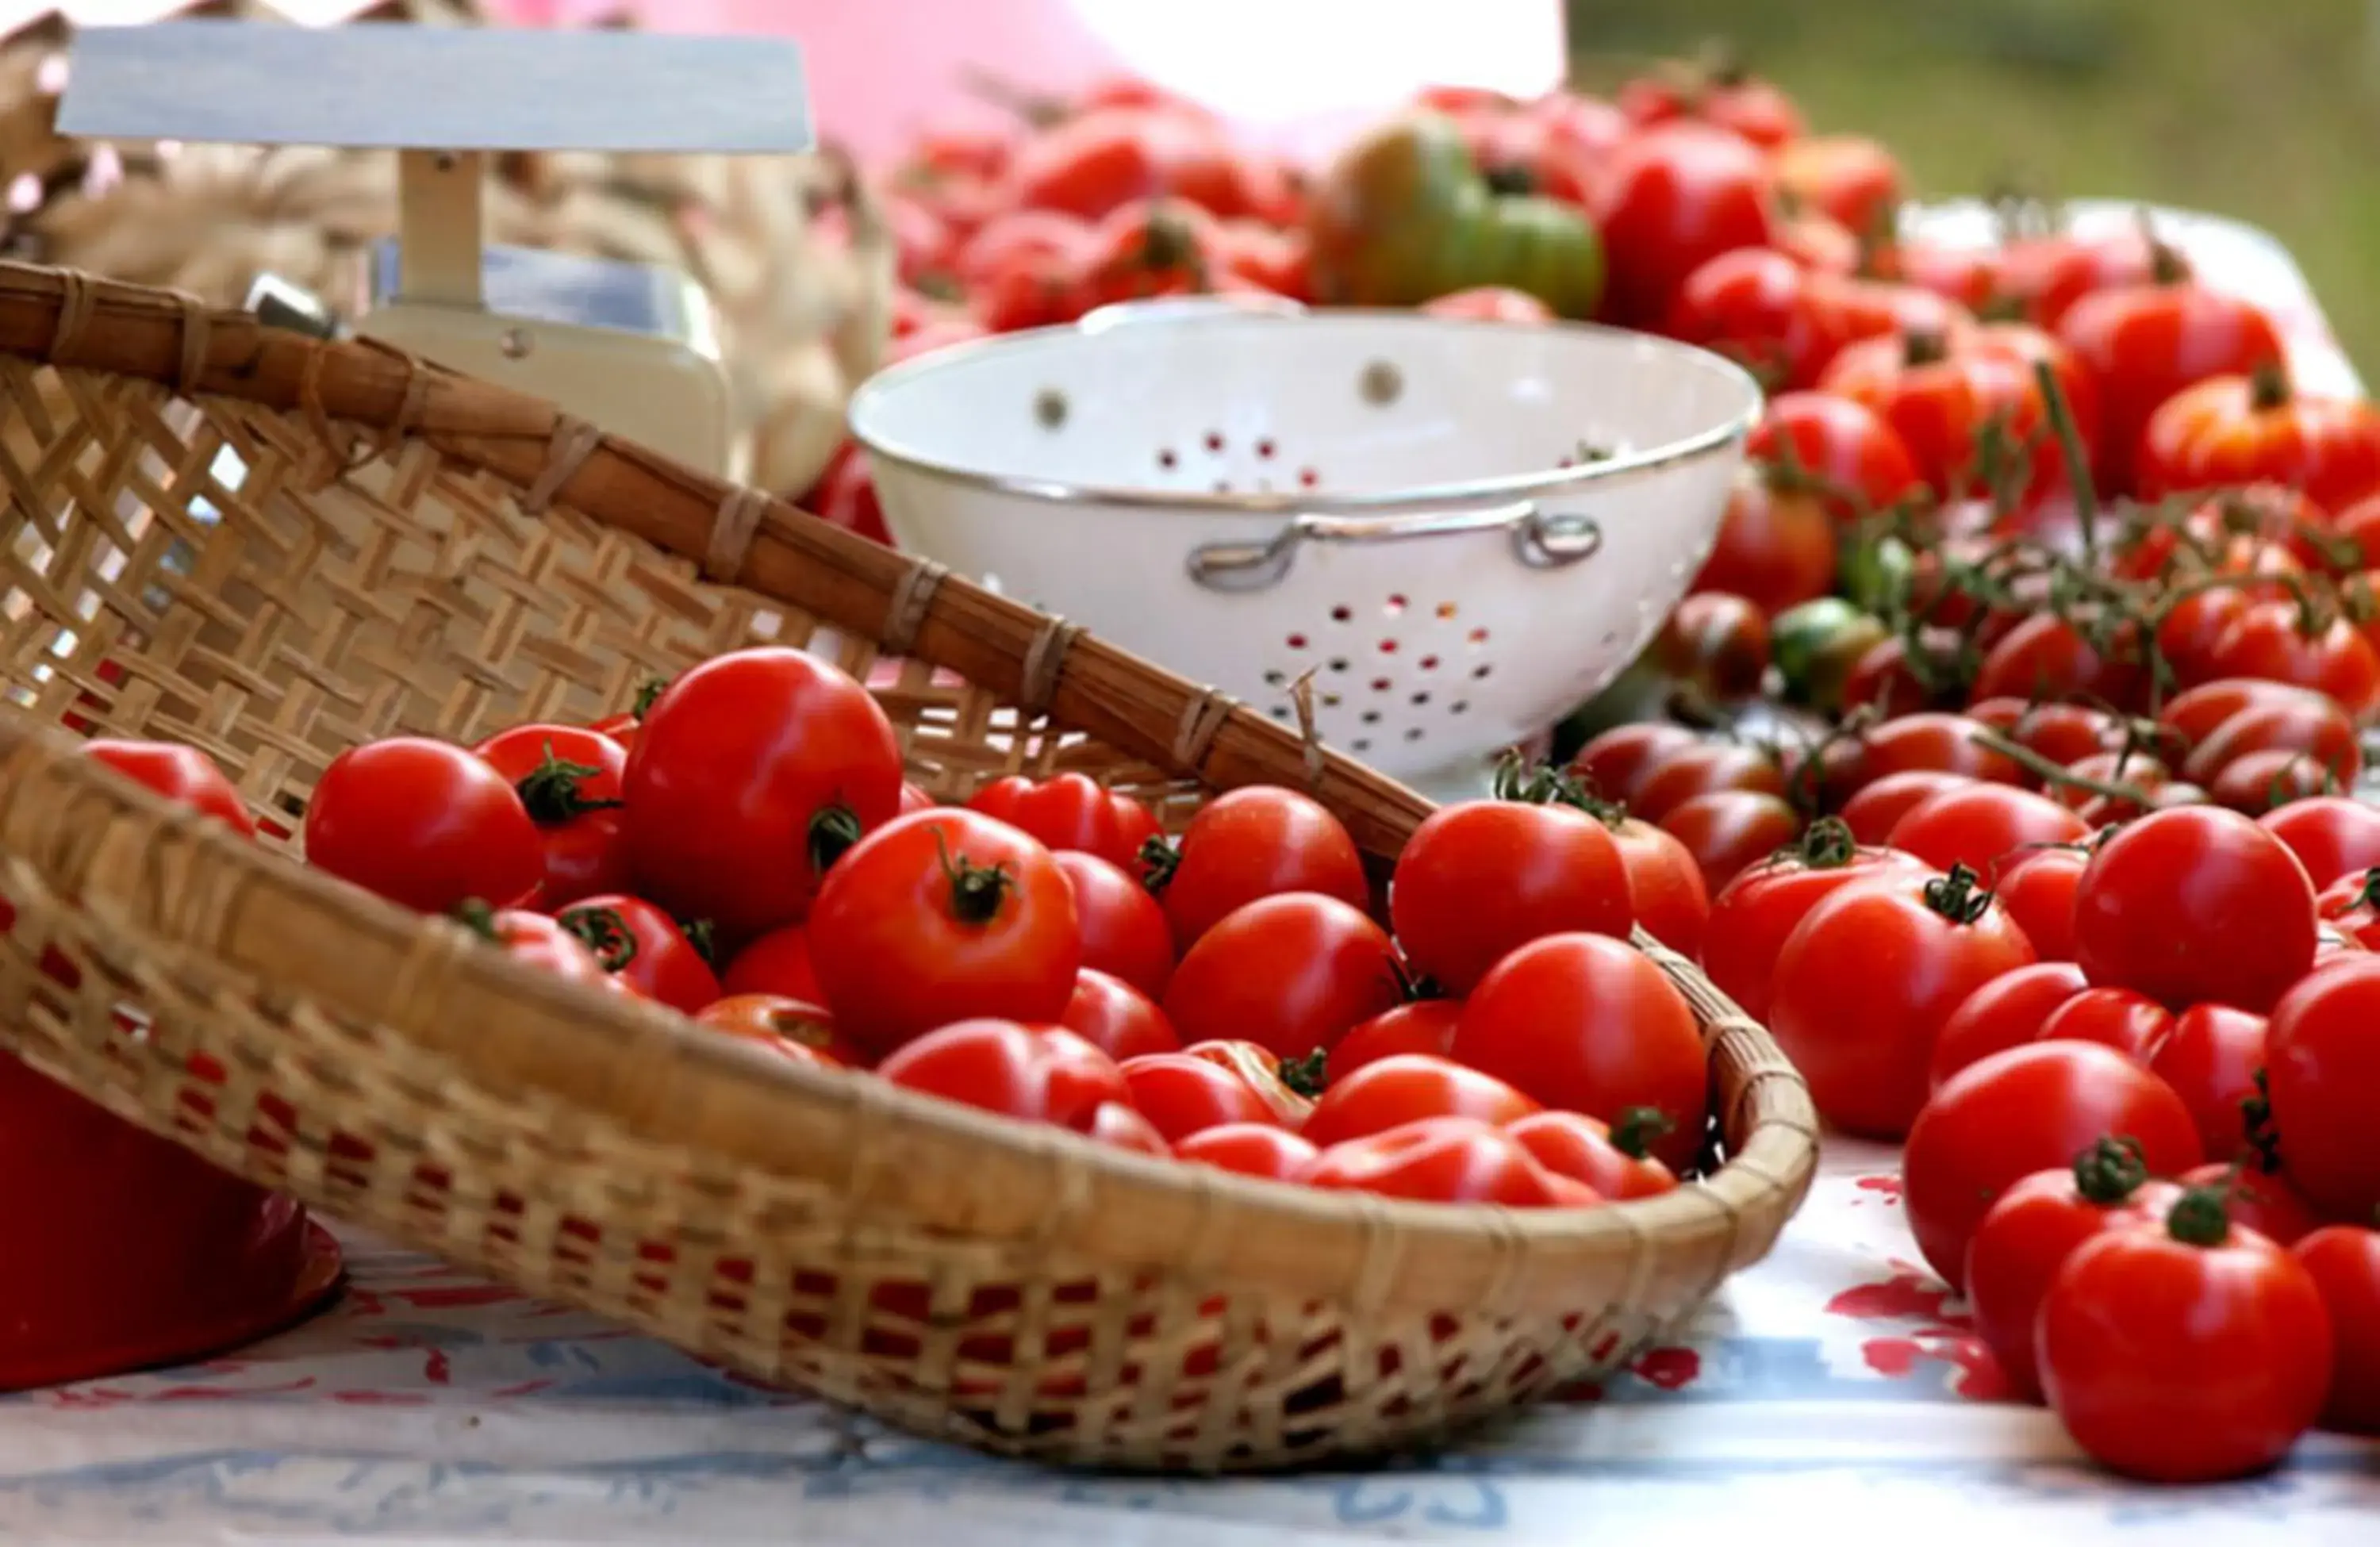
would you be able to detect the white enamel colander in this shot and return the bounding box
[847,304,1761,799]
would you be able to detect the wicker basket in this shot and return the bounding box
[0,262,1818,1471]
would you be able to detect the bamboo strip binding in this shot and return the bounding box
[0,261,1818,1469]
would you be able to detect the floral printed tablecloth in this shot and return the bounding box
[3,1138,2373,1545]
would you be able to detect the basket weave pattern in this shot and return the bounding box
[0,263,1818,1469]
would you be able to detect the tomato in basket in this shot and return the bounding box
[1173,1122,1320,1181]
[1059,968,1179,1062]
[554,895,720,1014]
[1504,1109,1679,1200]
[878,1019,1127,1134]
[1388,798,1632,994]
[1142,786,1368,950]
[2293,1225,2380,1434]
[1161,892,1401,1061]
[1301,1115,1595,1207]
[472,724,629,909]
[1120,1051,1288,1142]
[1049,850,1174,998]
[451,900,616,993]
[305,737,543,918]
[718,922,823,1002]
[693,992,859,1070]
[966,772,1162,875]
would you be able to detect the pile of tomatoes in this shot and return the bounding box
[43,646,1725,1219]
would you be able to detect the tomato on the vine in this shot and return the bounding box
[1630,741,1786,823]
[2038,1188,2332,1483]
[2178,1162,2324,1248]
[2265,957,2380,1220]
[1772,133,1901,240]
[1691,466,1838,616]
[2137,363,2380,515]
[1301,1115,1591,1207]
[622,648,904,943]
[1300,1052,1539,1147]
[1389,798,1632,993]
[1664,246,1837,391]
[1999,227,2164,329]
[2174,686,2363,794]
[473,724,629,908]
[965,772,1161,875]
[2143,1003,2269,1163]
[2036,986,2175,1065]
[1161,892,1401,1060]
[1657,788,1804,893]
[1990,846,2090,962]
[877,1020,1127,1134]
[808,808,1081,1058]
[1060,968,1180,1061]
[1454,933,1707,1172]
[2203,600,2380,717]
[2258,797,2380,890]
[1843,711,2021,794]
[1770,863,2037,1138]
[2292,1226,2380,1434]
[1589,122,1775,327]
[1050,850,1176,998]
[1838,770,1968,846]
[2071,806,2317,1014]
[1818,331,2048,504]
[1967,612,2145,712]
[305,737,543,916]
[1145,786,1368,950]
[1929,959,2088,1089]
[1964,1138,2185,1399]
[1885,781,2090,887]
[1568,722,1703,805]
[1745,390,1925,524]
[1505,1108,1679,1200]
[555,893,721,1013]
[1699,821,1925,1020]
[2053,276,2283,494]
[1604,814,1712,957]
[1901,1041,2204,1285]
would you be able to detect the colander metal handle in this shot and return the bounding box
[1187,502,1602,593]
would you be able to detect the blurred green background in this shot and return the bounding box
[1567,0,2380,376]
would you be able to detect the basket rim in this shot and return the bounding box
[0,260,1821,1320]
[845,306,1764,519]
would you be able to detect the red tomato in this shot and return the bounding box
[2038,1193,2332,1482]
[1663,246,1835,390]
[2036,986,2176,1064]
[1656,789,1804,894]
[1772,133,1901,240]
[802,440,893,547]
[720,923,821,1003]
[953,208,1096,288]
[878,1020,1127,1134]
[1967,613,2146,711]
[2258,797,2380,891]
[622,649,903,943]
[1419,285,1554,323]
[1991,846,2090,962]
[694,992,862,1069]
[2292,1226,2380,1434]
[1590,123,1775,327]
[2204,601,2380,717]
[1161,892,1401,1060]
[1300,1052,1539,1146]
[1631,742,1787,823]
[1454,933,1707,1171]
[1616,63,1805,148]
[1894,239,2009,313]
[1965,1141,2186,1399]
[1173,1122,1320,1181]
[2175,691,2363,794]
[1837,770,1967,846]
[305,737,543,916]
[808,809,1081,1058]
[1999,227,2165,329]
[2145,1003,2270,1163]
[1568,722,1704,804]
[2179,1162,2324,1247]
[554,894,721,1013]
[1691,468,1838,616]
[965,773,1161,875]
[1330,999,1461,1077]
[1086,1100,1172,1156]
[1390,800,1632,992]
[1505,1108,1679,1200]
[2160,676,2338,755]
[1060,968,1179,1061]
[454,902,616,992]
[1803,274,1974,377]
[1301,1115,1589,1207]
[1929,960,2089,1089]
[1050,850,1175,998]
[1770,864,2038,1138]
[1885,781,2090,888]
[2320,866,2380,948]
[1071,198,1225,311]
[1181,1038,1320,1127]
[2138,365,2380,515]
[471,724,629,908]
[1745,390,1925,523]
[1818,332,2048,504]
[1656,592,1772,700]
[1002,106,1234,221]
[1118,1051,1282,1142]
[1699,823,1925,1020]
[1902,1041,2205,1284]
[1147,786,1368,950]
[2072,806,2317,1014]
[1844,712,2021,794]
[1607,816,1711,957]
[2266,958,2380,1219]
[79,740,255,836]
[2042,751,2174,827]
[2054,279,2284,494]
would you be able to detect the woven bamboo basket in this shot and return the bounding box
[0,262,1818,1470]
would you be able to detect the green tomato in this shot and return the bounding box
[1772,597,1890,713]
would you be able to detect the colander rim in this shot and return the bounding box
[845,309,1765,518]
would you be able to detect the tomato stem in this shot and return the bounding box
[1968,726,2159,808]
[557,905,638,973]
[1138,832,1181,893]
[2070,1134,2149,1205]
[932,827,1016,927]
[1921,862,1993,925]
[2137,208,2190,286]
[513,741,623,826]
[2030,358,2100,566]
[1278,1048,1329,1099]
[2241,1066,2284,1174]
[2164,1183,2232,1248]
[449,897,501,942]
[1902,330,1949,368]
[2248,359,2294,413]
[680,917,720,968]
[808,803,864,878]
[631,676,670,721]
[1611,1105,1675,1161]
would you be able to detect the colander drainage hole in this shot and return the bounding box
[1256,438,1277,459]
[1437,601,1459,620]
[1263,669,1285,686]
[1405,727,1426,741]
[1411,691,1431,705]
[1157,448,1177,470]
[1330,605,1352,623]
[1473,662,1493,679]
[1600,630,1618,647]
[1370,677,1391,693]
[1206,431,1226,452]
[1418,654,1440,671]
[1378,638,1399,654]
[1361,710,1380,725]
[1451,701,1470,714]
[1385,593,1407,616]
[1269,705,1290,721]
[1214,480,1233,493]
[1352,738,1372,753]
[1328,657,1349,673]
[1285,632,1307,650]
[1299,467,1321,488]
[1467,627,1491,647]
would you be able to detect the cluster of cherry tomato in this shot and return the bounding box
[45,647,1725,1215]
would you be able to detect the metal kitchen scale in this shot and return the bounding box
[58,20,816,476]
